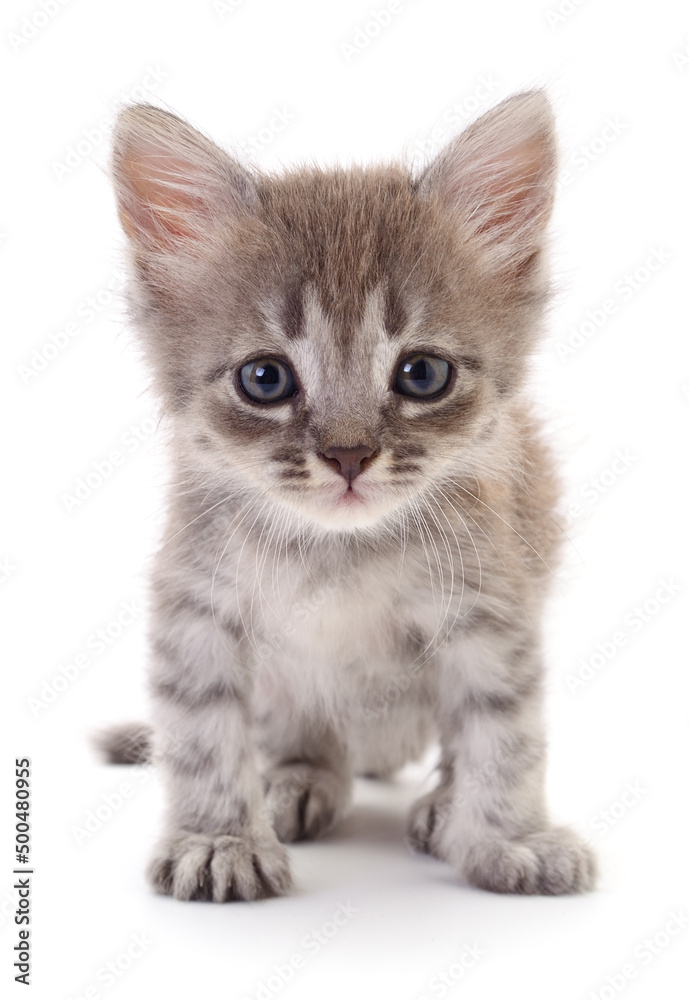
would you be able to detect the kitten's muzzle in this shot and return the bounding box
[318,444,378,485]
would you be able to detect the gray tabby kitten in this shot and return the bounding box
[102,91,597,901]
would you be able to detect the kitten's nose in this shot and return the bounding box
[320,444,377,484]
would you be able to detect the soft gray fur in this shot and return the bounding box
[104,91,597,900]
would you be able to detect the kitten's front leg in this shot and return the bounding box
[146,597,292,902]
[409,625,597,895]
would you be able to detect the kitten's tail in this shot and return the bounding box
[92,721,153,765]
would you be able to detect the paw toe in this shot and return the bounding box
[464,828,597,895]
[264,764,350,843]
[147,831,292,902]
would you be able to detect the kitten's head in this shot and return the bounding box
[111,93,556,532]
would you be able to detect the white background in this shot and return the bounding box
[3,0,689,998]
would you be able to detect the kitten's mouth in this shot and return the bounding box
[293,479,391,530]
[322,481,369,511]
[338,486,366,506]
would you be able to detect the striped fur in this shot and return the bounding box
[104,91,597,900]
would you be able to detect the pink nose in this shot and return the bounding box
[320,445,377,483]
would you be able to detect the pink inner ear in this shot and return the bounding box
[446,128,554,242]
[470,133,552,237]
[118,146,212,245]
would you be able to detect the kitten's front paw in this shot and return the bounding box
[463,827,597,895]
[406,785,455,859]
[263,763,352,843]
[147,830,292,902]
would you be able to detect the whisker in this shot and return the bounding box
[430,485,483,629]
[160,490,235,548]
[419,494,456,639]
[423,492,461,636]
[443,477,561,593]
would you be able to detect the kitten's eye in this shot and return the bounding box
[239,358,296,403]
[395,354,451,399]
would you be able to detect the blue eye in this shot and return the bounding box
[395,355,451,399]
[239,358,296,403]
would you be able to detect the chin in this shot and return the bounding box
[282,485,400,533]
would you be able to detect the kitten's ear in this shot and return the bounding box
[417,90,557,270]
[111,104,257,250]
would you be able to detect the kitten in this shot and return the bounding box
[101,91,597,901]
